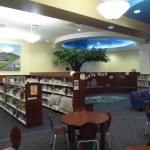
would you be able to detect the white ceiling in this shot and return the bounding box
[0,6,145,50]
[0,6,102,43]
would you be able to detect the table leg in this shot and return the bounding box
[68,126,76,150]
[100,123,106,150]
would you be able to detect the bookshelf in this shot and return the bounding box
[137,74,150,93]
[29,72,86,113]
[0,76,42,128]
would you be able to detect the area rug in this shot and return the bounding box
[85,95,128,103]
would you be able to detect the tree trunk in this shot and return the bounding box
[70,63,82,71]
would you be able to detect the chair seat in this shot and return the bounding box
[49,114,69,150]
[53,127,67,134]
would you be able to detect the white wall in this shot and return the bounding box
[30,44,67,72]
[83,49,140,72]
[140,43,150,74]
[0,39,141,74]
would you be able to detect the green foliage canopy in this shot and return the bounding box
[53,47,110,71]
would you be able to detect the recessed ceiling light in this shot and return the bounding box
[108,25,114,30]
[77,28,81,32]
[134,10,141,14]
[75,23,82,27]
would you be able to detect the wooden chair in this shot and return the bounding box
[97,112,112,149]
[11,126,21,150]
[77,122,99,150]
[145,105,150,135]
[4,126,21,150]
[48,114,69,150]
[146,139,150,146]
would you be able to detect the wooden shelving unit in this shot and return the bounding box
[84,72,139,94]
[0,76,42,128]
[0,72,139,116]
[29,72,86,113]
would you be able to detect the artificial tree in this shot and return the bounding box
[53,47,110,71]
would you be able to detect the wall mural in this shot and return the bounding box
[0,43,20,71]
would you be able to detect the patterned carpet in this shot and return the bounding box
[86,94,128,103]
[0,93,150,150]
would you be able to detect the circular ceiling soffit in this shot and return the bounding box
[54,31,142,51]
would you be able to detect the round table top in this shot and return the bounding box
[61,111,109,126]
[125,146,150,150]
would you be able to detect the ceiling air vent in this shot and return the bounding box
[0,23,7,28]
[32,24,40,29]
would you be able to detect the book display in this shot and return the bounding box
[0,76,42,128]
[29,72,74,113]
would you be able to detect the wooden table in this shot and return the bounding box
[60,111,109,150]
[125,146,150,150]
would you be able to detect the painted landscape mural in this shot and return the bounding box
[0,43,20,71]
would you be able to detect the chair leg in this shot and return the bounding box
[92,141,99,150]
[50,133,53,145]
[65,133,70,149]
[96,140,99,150]
[77,141,85,150]
[91,140,100,150]
[52,134,56,150]
[78,140,99,150]
[107,132,111,149]
[92,142,95,150]
[145,121,149,135]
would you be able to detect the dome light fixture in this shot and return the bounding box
[25,34,41,43]
[97,0,130,20]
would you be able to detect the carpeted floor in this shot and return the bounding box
[0,93,150,150]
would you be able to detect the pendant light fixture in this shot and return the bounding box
[24,23,41,43]
[97,0,130,20]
